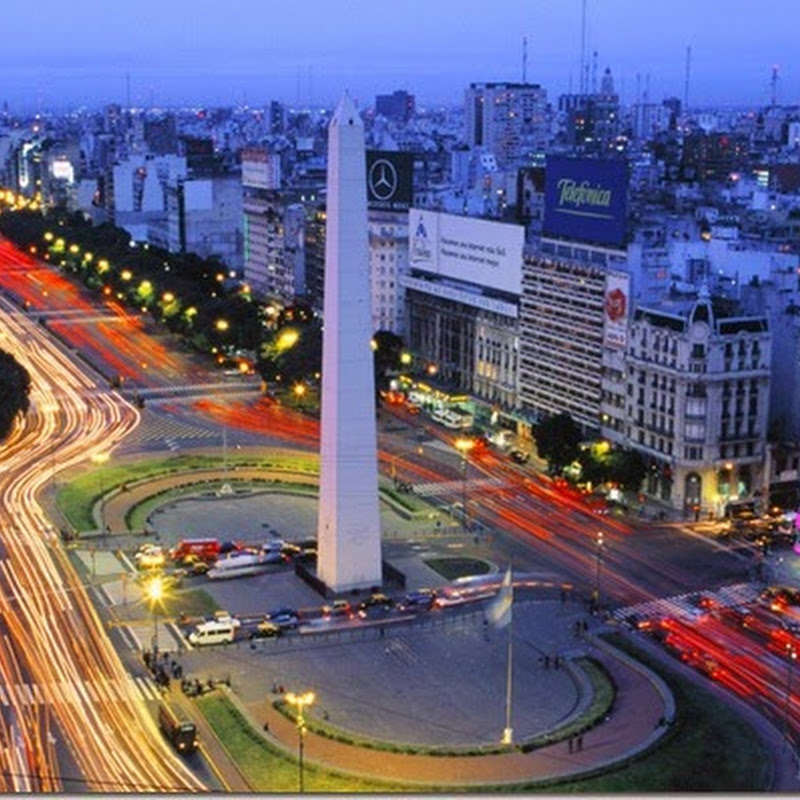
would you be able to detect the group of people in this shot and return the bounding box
[143,649,183,691]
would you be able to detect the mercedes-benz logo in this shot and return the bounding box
[369,159,398,201]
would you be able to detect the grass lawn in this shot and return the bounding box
[423,557,492,580]
[542,634,773,793]
[56,453,321,533]
[195,693,423,793]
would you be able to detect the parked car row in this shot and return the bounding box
[180,584,485,647]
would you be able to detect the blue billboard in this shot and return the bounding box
[543,156,628,248]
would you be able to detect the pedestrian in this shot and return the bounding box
[577,735,583,751]
[263,722,269,733]
[568,737,574,753]
[554,656,560,669]
[544,654,550,669]
[379,626,385,638]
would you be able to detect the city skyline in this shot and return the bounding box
[3,0,799,113]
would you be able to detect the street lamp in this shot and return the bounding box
[147,576,164,657]
[90,452,110,536]
[785,644,797,748]
[455,437,475,534]
[293,382,306,410]
[285,690,315,792]
[594,531,605,613]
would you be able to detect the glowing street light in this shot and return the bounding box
[146,575,164,656]
[785,644,797,748]
[293,383,307,410]
[90,452,110,534]
[594,531,605,613]
[285,690,316,792]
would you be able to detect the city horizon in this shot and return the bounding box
[2,0,798,115]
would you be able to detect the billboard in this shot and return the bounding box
[366,150,413,211]
[543,156,628,248]
[408,208,523,296]
[603,271,630,350]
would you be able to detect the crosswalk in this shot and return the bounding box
[118,415,222,450]
[611,583,762,624]
[412,476,506,497]
[383,635,420,665]
[0,675,163,708]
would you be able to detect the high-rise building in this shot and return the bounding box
[375,90,415,124]
[464,82,549,169]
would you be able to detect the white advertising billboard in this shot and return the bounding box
[603,271,630,350]
[408,208,523,296]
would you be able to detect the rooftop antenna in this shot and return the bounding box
[771,64,779,108]
[522,35,528,84]
[126,72,131,110]
[579,0,587,94]
[591,50,598,94]
[684,44,691,111]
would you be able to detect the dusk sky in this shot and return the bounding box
[2,0,797,113]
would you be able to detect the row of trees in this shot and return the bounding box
[0,350,30,440]
[0,204,408,394]
[0,208,263,358]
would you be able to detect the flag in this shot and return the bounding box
[487,566,513,628]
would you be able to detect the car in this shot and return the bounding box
[321,599,353,618]
[396,591,436,613]
[358,593,394,618]
[135,546,166,570]
[267,608,300,629]
[181,554,212,575]
[213,611,242,628]
[249,621,281,639]
[509,449,530,464]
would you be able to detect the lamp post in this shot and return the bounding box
[455,437,475,534]
[593,531,604,613]
[785,644,797,749]
[90,452,110,536]
[147,576,163,657]
[285,690,315,792]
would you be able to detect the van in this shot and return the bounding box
[158,703,198,755]
[187,620,236,646]
[170,538,221,564]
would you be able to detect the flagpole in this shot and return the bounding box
[502,571,514,745]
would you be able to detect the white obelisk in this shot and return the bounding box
[316,93,382,592]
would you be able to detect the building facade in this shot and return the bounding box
[464,82,549,169]
[625,292,771,513]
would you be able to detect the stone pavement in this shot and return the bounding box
[234,631,672,788]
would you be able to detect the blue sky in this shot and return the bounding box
[2,0,797,112]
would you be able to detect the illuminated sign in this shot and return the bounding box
[543,156,628,248]
[408,208,523,296]
[603,271,630,350]
[366,151,413,211]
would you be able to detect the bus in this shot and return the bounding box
[158,703,198,755]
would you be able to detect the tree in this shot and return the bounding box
[533,412,582,475]
[609,449,647,493]
[372,330,405,392]
[0,350,31,439]
[258,316,322,387]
